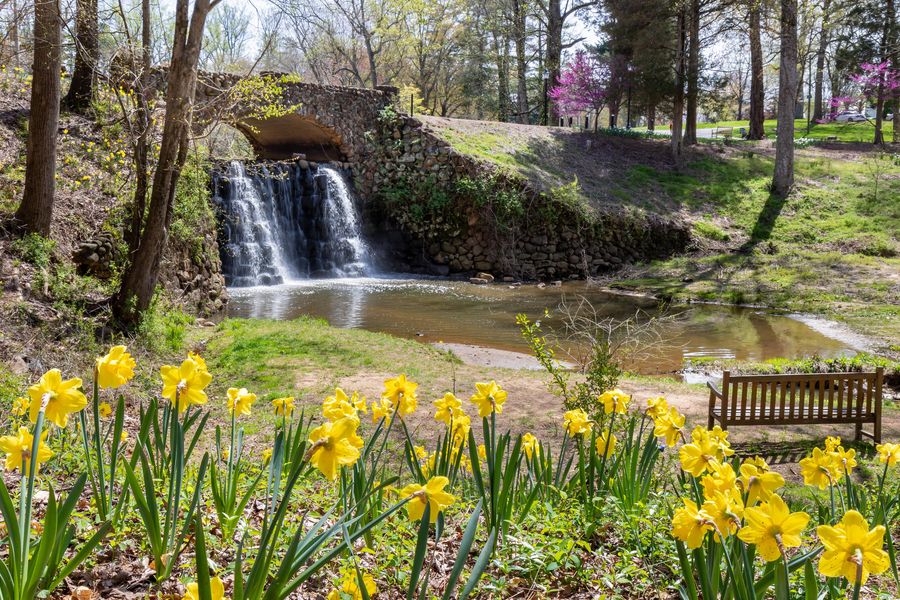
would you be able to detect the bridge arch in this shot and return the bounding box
[185,70,399,163]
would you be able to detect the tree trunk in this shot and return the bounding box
[684,0,700,145]
[648,103,656,131]
[7,0,20,67]
[546,0,563,124]
[17,0,62,236]
[365,37,379,87]
[812,0,830,121]
[772,0,798,197]
[126,0,152,255]
[748,1,765,139]
[115,0,219,325]
[62,0,98,113]
[672,3,686,161]
[513,0,529,123]
[874,0,893,145]
[891,0,899,143]
[492,31,510,121]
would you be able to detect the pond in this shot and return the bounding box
[225,276,858,378]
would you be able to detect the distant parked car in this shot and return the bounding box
[834,110,866,122]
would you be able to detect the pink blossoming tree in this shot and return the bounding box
[852,61,899,143]
[549,51,609,131]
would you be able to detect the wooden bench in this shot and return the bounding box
[712,127,734,139]
[707,369,884,442]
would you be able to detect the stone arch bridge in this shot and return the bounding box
[155,69,399,162]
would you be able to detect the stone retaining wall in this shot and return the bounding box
[355,114,691,279]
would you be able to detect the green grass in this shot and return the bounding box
[612,151,900,349]
[692,119,895,143]
[202,316,460,399]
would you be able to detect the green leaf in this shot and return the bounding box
[804,560,818,600]
[442,500,482,600]
[459,526,497,600]
[407,503,431,599]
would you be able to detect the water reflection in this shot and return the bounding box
[226,277,858,376]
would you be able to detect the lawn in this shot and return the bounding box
[693,118,895,143]
[608,148,900,349]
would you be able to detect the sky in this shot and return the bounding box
[159,0,600,69]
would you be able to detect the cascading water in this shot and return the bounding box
[212,160,371,287]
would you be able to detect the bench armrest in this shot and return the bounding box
[707,381,723,399]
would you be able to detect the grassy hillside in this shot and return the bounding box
[422,117,900,350]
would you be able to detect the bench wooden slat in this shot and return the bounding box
[707,369,883,442]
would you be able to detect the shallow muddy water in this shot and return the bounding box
[225,277,857,377]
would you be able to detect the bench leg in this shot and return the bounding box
[854,421,862,442]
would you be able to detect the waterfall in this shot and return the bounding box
[212,160,371,287]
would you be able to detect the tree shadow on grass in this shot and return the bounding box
[740,189,788,251]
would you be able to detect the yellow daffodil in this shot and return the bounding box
[876,442,900,466]
[701,490,744,540]
[183,576,225,600]
[654,407,685,447]
[470,381,507,418]
[817,510,889,585]
[738,462,784,506]
[98,402,112,418]
[679,432,726,477]
[11,396,29,417]
[645,396,668,419]
[160,357,212,413]
[227,388,256,417]
[824,436,842,452]
[382,375,418,417]
[737,495,809,562]
[671,498,713,549]
[563,408,592,436]
[598,389,629,414]
[707,426,732,448]
[595,431,617,458]
[221,447,230,462]
[434,392,462,425]
[27,369,88,428]
[187,351,208,373]
[272,396,295,417]
[450,411,471,445]
[351,391,367,413]
[833,446,857,476]
[744,456,770,471]
[262,448,273,463]
[323,388,358,421]
[700,461,737,498]
[96,345,136,389]
[327,569,376,600]
[477,443,487,462]
[399,476,455,523]
[799,447,839,489]
[522,432,537,460]
[120,431,128,444]
[414,445,428,461]
[307,416,362,480]
[0,427,54,475]
[370,397,394,422]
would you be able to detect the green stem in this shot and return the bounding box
[20,406,47,595]
[78,410,101,519]
[92,369,108,518]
